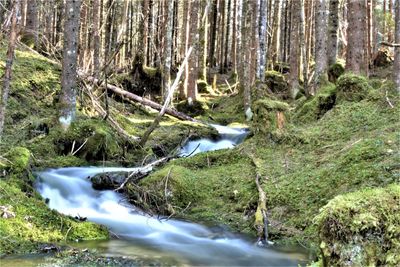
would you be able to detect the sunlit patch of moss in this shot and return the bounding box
[294,84,337,122]
[3,147,31,173]
[315,184,400,266]
[132,148,257,235]
[0,179,108,256]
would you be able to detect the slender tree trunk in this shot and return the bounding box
[327,0,339,66]
[289,0,300,98]
[270,0,281,69]
[219,0,226,73]
[187,0,199,103]
[346,0,368,76]
[0,0,20,137]
[92,0,100,77]
[300,0,309,97]
[394,0,400,92]
[313,0,328,94]
[59,0,81,129]
[162,0,174,98]
[223,0,231,71]
[231,0,237,73]
[258,0,267,81]
[199,0,210,81]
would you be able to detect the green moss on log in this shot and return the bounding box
[3,147,31,173]
[328,63,345,83]
[316,185,400,266]
[252,98,289,135]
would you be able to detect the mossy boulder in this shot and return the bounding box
[295,84,337,122]
[328,63,345,83]
[316,184,400,266]
[336,74,373,102]
[252,98,289,135]
[4,147,31,173]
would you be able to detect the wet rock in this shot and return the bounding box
[90,172,129,190]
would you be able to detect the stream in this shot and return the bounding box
[6,125,309,266]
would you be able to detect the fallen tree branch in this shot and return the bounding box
[380,41,400,48]
[114,156,172,191]
[255,174,270,246]
[385,90,395,109]
[78,71,200,123]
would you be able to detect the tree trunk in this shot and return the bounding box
[59,0,81,129]
[209,0,218,67]
[313,0,328,94]
[327,0,339,66]
[289,0,300,98]
[0,0,20,137]
[346,0,368,76]
[162,0,174,99]
[186,0,199,103]
[25,0,38,49]
[258,0,267,81]
[92,0,100,77]
[231,0,237,73]
[300,0,309,97]
[394,0,400,92]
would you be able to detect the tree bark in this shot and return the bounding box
[346,0,368,76]
[25,0,38,49]
[92,0,100,78]
[313,0,328,94]
[289,0,300,98]
[186,0,199,103]
[327,0,339,66]
[394,0,400,92]
[300,0,309,97]
[59,0,81,129]
[258,0,267,81]
[162,0,174,99]
[0,0,20,138]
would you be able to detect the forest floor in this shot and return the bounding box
[0,44,399,265]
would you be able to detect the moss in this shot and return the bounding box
[176,99,208,117]
[252,98,289,135]
[295,84,337,122]
[142,65,158,78]
[0,179,108,256]
[197,79,211,94]
[133,149,257,235]
[328,63,345,83]
[52,118,122,161]
[315,185,400,266]
[264,71,290,99]
[336,74,373,102]
[3,147,31,173]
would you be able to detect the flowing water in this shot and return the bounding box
[11,125,309,266]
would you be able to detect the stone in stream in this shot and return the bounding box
[90,172,129,190]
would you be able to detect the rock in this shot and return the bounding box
[90,172,129,190]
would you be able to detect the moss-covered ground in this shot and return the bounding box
[0,42,399,266]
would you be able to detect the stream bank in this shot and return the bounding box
[1,45,399,266]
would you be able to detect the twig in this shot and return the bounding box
[385,90,395,109]
[339,138,362,152]
[71,138,89,156]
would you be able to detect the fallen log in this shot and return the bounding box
[78,71,200,123]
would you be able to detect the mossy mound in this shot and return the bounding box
[201,93,245,125]
[264,71,290,99]
[176,100,207,117]
[52,118,123,161]
[336,74,373,102]
[131,149,257,234]
[0,178,108,256]
[3,147,31,173]
[197,80,212,94]
[316,184,400,266]
[328,63,345,83]
[252,98,289,135]
[295,84,337,122]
